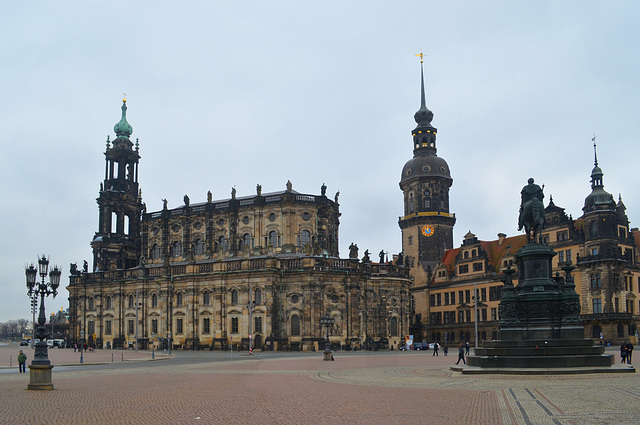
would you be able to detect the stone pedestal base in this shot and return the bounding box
[27,364,54,390]
[323,351,333,361]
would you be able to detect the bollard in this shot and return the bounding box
[121,353,124,362]
[10,355,12,368]
[111,353,114,363]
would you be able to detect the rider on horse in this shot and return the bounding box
[518,178,545,243]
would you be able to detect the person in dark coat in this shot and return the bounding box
[456,343,466,365]
[623,341,634,364]
[432,342,439,356]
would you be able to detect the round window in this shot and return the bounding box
[269,213,276,222]
[331,294,339,303]
[171,224,180,232]
[440,166,446,173]
[302,212,310,221]
[217,219,224,226]
[291,294,299,303]
[152,227,160,235]
[193,221,202,230]
[422,166,431,173]
[406,169,413,176]
[243,216,250,224]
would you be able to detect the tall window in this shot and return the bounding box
[254,316,263,333]
[203,291,210,306]
[203,317,210,334]
[231,317,239,334]
[590,274,601,290]
[128,319,134,335]
[298,230,311,247]
[152,293,158,308]
[255,288,262,305]
[268,231,278,247]
[105,320,112,335]
[231,289,238,305]
[128,295,134,309]
[290,315,300,336]
[176,318,183,334]
[88,297,95,311]
[390,317,398,336]
[218,236,228,252]
[592,298,602,314]
[151,244,161,259]
[194,238,205,255]
[176,292,183,307]
[240,233,251,250]
[151,319,158,334]
[106,296,112,309]
[458,311,465,323]
[88,321,95,336]
[172,241,182,257]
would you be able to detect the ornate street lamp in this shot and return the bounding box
[320,313,335,361]
[25,255,60,390]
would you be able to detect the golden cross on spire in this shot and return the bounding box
[415,51,425,63]
[123,92,127,102]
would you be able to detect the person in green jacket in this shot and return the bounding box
[17,350,27,373]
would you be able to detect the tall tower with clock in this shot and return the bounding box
[398,57,455,285]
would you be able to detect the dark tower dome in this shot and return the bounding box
[583,141,615,213]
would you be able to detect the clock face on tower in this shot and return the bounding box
[421,225,435,237]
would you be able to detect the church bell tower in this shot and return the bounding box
[398,58,455,283]
[91,99,144,271]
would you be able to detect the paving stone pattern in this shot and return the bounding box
[0,347,639,424]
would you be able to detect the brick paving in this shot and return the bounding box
[0,345,639,424]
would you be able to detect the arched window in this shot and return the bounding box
[268,231,278,247]
[203,291,210,306]
[472,250,477,258]
[617,323,625,337]
[299,230,311,247]
[592,324,602,339]
[231,317,239,334]
[171,241,182,257]
[194,239,205,255]
[254,316,263,333]
[408,194,414,214]
[255,288,262,305]
[240,233,251,250]
[390,317,398,336]
[291,315,300,336]
[106,296,112,310]
[231,289,238,305]
[176,292,183,307]
[218,236,228,252]
[88,297,95,311]
[128,295,134,309]
[152,293,158,308]
[464,251,469,259]
[150,244,161,259]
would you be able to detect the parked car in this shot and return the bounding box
[427,342,439,350]
[20,340,28,346]
[413,342,429,350]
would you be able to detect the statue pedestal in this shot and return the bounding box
[458,242,622,374]
[27,364,54,390]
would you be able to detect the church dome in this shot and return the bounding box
[400,151,451,185]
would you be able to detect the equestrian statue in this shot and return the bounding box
[517,178,545,243]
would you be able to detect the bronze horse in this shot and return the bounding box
[518,197,545,243]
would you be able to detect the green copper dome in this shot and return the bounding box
[114,100,133,139]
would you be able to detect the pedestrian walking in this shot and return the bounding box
[465,341,470,356]
[443,345,448,356]
[620,343,628,364]
[433,342,439,356]
[456,344,466,365]
[74,342,77,352]
[17,350,27,373]
[624,341,634,364]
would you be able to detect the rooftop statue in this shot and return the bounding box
[518,178,545,243]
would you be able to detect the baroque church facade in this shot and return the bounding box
[399,64,640,346]
[67,99,412,351]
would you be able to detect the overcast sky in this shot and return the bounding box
[1,1,638,323]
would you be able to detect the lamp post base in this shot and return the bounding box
[323,351,333,361]
[27,364,54,390]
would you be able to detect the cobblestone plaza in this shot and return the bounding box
[1,346,638,424]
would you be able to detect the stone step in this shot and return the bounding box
[467,354,614,368]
